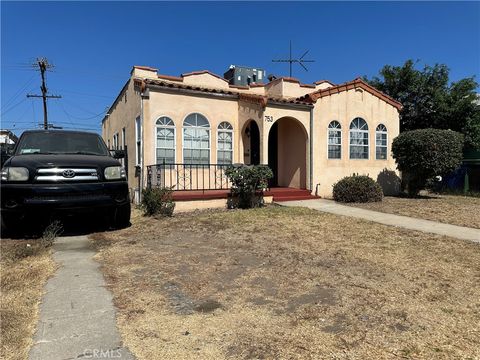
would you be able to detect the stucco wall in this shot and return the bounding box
[144,90,239,167]
[311,88,400,198]
[182,73,230,89]
[104,68,400,199]
[261,105,311,169]
[281,81,316,98]
[102,79,141,191]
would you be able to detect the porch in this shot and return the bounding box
[146,163,318,203]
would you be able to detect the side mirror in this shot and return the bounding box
[111,150,125,159]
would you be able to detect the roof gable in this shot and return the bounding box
[300,78,402,110]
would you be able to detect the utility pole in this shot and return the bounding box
[27,58,61,129]
[272,41,315,77]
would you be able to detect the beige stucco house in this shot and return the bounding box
[102,65,401,201]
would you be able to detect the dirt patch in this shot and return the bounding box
[349,194,480,229]
[285,285,336,312]
[92,206,480,359]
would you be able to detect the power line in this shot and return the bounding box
[62,98,103,116]
[31,99,36,124]
[1,97,28,116]
[60,90,112,99]
[57,101,104,123]
[1,74,36,110]
[49,102,102,132]
[7,104,34,129]
[26,57,62,129]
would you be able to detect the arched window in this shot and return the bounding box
[375,124,388,160]
[349,117,369,159]
[327,121,342,159]
[156,117,175,164]
[183,113,210,164]
[217,122,233,165]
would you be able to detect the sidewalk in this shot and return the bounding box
[29,235,134,360]
[281,199,480,243]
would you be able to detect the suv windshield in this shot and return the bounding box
[15,132,109,156]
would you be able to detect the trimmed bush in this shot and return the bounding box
[392,129,464,196]
[225,164,273,209]
[377,168,401,196]
[333,175,383,203]
[141,187,175,217]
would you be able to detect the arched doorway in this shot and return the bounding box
[268,117,307,189]
[242,120,260,165]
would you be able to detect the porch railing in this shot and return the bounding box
[146,163,232,191]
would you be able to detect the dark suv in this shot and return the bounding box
[1,130,130,231]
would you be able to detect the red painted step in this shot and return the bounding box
[274,195,320,202]
[265,188,320,202]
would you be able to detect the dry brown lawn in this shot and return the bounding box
[0,239,56,360]
[349,194,480,229]
[92,206,480,360]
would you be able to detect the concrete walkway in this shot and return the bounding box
[281,199,480,243]
[29,235,134,360]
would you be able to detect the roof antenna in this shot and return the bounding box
[272,40,315,77]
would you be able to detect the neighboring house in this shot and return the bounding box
[0,130,18,167]
[0,129,18,146]
[102,65,401,200]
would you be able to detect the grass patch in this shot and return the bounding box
[349,194,480,229]
[1,224,59,360]
[92,206,480,359]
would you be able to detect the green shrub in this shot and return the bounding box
[392,129,464,196]
[141,187,175,217]
[333,175,383,203]
[225,164,273,209]
[376,168,401,196]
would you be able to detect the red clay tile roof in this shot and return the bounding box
[281,77,301,83]
[157,74,183,82]
[141,78,312,107]
[299,78,402,110]
[314,80,335,86]
[137,66,316,92]
[239,93,268,107]
[133,65,158,72]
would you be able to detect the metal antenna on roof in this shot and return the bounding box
[272,41,315,77]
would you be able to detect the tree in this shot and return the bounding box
[365,60,480,150]
[391,129,464,196]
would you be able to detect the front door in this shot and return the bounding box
[250,121,260,165]
[268,122,278,186]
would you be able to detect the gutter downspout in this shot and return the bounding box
[139,90,146,203]
[309,106,313,192]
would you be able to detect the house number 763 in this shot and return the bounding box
[264,115,274,122]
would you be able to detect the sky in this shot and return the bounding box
[1,1,479,136]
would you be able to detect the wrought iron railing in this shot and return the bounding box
[146,163,232,191]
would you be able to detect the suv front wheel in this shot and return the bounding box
[112,203,131,229]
